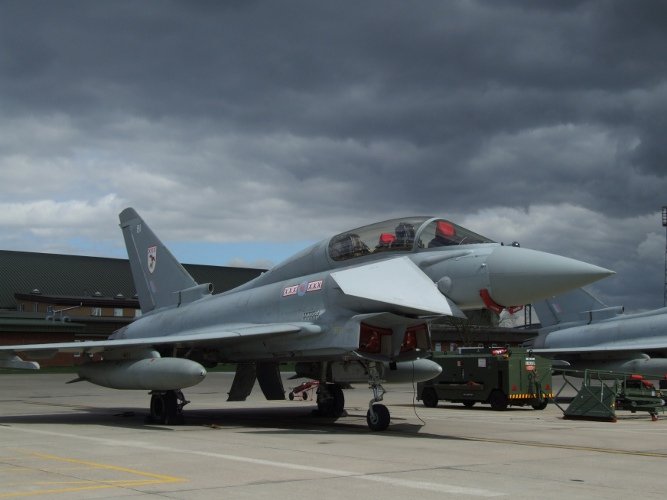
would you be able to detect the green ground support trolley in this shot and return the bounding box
[418,347,552,410]
[557,370,665,421]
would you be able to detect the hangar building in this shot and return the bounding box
[0,250,263,365]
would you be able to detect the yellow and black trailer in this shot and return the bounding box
[418,347,552,410]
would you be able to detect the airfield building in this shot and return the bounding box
[0,250,264,365]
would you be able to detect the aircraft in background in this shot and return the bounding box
[526,288,667,377]
[0,209,612,431]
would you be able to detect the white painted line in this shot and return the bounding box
[2,426,505,497]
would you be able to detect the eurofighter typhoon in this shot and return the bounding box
[527,288,667,377]
[0,209,613,430]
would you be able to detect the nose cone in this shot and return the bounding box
[486,246,614,307]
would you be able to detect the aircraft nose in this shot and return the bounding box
[485,246,614,307]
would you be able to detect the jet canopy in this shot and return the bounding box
[327,217,494,262]
[239,216,497,290]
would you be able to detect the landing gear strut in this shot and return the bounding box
[149,389,189,424]
[366,362,390,431]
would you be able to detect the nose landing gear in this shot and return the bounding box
[366,362,390,431]
[312,360,392,431]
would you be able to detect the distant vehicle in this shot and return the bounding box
[526,288,667,377]
[0,210,611,431]
[418,348,552,410]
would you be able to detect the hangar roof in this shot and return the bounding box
[0,250,264,309]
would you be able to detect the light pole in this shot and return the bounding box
[663,207,667,307]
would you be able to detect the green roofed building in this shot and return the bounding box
[0,250,264,365]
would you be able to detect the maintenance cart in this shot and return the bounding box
[556,370,666,421]
[418,347,552,410]
[288,380,319,401]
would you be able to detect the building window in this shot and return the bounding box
[47,305,54,314]
[91,307,101,317]
[114,308,123,317]
[32,303,39,313]
[17,304,24,312]
[134,309,142,318]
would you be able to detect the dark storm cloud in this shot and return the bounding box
[1,0,667,310]
[3,2,664,130]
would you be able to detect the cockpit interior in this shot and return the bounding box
[327,217,494,262]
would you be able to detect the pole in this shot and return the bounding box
[663,207,667,307]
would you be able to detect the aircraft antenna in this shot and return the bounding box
[663,206,667,307]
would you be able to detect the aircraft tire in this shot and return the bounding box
[462,400,475,408]
[366,404,390,431]
[331,384,344,415]
[421,387,438,408]
[316,383,345,417]
[150,391,179,424]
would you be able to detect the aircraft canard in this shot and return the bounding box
[329,257,453,317]
[0,208,614,431]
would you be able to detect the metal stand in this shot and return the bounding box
[553,369,665,422]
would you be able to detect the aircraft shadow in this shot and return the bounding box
[0,403,470,441]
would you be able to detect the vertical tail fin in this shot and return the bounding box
[119,208,198,313]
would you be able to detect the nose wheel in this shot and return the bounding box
[366,362,390,431]
[367,403,390,431]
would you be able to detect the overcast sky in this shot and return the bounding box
[1,1,667,312]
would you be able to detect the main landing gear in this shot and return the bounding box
[315,383,345,418]
[148,389,189,424]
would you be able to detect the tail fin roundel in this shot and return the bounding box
[119,208,198,313]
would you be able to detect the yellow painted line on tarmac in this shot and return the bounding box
[2,429,505,498]
[0,451,186,498]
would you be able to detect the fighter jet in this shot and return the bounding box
[0,209,612,431]
[526,288,667,377]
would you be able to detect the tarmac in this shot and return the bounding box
[1,372,666,499]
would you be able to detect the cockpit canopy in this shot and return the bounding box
[327,217,494,262]
[239,216,496,291]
